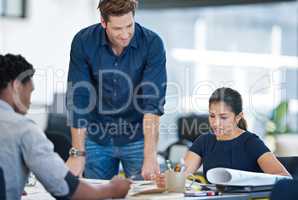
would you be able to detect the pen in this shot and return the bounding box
[179,158,187,172]
[187,173,196,189]
[166,160,173,171]
[185,191,218,197]
[207,191,217,196]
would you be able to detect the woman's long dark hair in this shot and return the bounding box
[209,87,247,131]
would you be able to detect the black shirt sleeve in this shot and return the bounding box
[53,171,79,200]
[189,134,208,157]
[245,134,270,161]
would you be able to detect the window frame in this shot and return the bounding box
[0,0,26,18]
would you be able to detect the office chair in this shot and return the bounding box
[46,132,72,161]
[277,156,298,179]
[45,113,72,161]
[177,114,210,142]
[270,179,298,200]
[161,114,210,163]
[46,113,71,140]
[0,167,6,200]
[49,93,68,114]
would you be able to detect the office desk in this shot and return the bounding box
[22,182,271,200]
[23,182,54,200]
[127,191,271,200]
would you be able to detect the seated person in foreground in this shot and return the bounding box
[0,54,131,200]
[270,179,298,200]
[157,87,290,187]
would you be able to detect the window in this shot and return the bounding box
[136,1,298,148]
[0,0,26,18]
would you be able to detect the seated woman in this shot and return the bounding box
[157,87,290,186]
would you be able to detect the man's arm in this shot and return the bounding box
[142,114,160,180]
[140,34,167,180]
[71,176,131,200]
[66,32,93,176]
[66,128,87,177]
[70,128,86,151]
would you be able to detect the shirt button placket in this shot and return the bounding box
[113,78,117,97]
[113,60,118,98]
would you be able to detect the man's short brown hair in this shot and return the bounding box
[98,0,138,22]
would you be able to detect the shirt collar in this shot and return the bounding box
[100,24,138,49]
[100,27,109,46]
[0,99,14,112]
[129,32,138,49]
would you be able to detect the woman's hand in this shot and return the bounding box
[155,173,166,188]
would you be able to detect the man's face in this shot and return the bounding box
[13,79,34,115]
[101,12,135,49]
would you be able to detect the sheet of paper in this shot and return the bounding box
[80,178,154,186]
[207,167,292,186]
[129,186,166,196]
[80,178,110,185]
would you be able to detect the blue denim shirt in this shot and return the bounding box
[66,23,167,146]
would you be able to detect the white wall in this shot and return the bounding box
[0,0,99,104]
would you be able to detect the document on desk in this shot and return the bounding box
[80,178,164,196]
[80,178,154,186]
[207,167,292,186]
[80,178,110,184]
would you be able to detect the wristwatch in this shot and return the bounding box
[69,147,86,157]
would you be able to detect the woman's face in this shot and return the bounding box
[209,101,241,136]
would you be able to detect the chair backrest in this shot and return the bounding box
[161,114,210,161]
[270,179,298,200]
[0,167,6,200]
[277,156,298,179]
[177,114,210,142]
[46,132,72,161]
[45,112,72,161]
[168,144,189,164]
[49,92,67,114]
[46,113,71,140]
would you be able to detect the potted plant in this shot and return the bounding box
[266,100,298,156]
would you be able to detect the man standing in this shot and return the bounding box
[66,0,167,180]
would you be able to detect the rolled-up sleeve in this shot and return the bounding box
[141,35,167,116]
[66,33,95,128]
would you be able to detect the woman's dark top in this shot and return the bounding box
[189,131,270,177]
